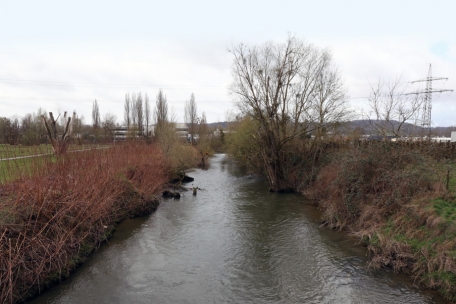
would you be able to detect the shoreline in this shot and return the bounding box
[0,143,169,303]
[22,193,161,303]
[302,142,456,301]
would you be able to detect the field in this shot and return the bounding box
[0,143,104,158]
[0,144,109,183]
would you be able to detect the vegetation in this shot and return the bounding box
[226,36,456,301]
[0,144,111,183]
[185,93,198,145]
[0,142,195,303]
[1,34,454,301]
[0,154,51,183]
[0,144,53,158]
[229,36,350,191]
[296,141,456,299]
[0,112,202,303]
[364,78,423,137]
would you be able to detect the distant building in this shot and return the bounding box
[213,128,235,137]
[430,136,451,143]
[451,131,456,143]
[175,123,189,140]
[111,123,191,142]
[112,126,144,141]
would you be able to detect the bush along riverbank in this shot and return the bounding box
[304,141,456,300]
[0,143,170,303]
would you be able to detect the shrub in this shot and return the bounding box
[0,142,167,303]
[307,142,441,229]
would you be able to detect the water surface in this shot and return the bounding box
[29,154,449,303]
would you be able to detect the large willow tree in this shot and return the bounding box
[229,36,349,192]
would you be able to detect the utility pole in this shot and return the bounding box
[406,64,453,137]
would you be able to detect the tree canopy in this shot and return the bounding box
[229,36,349,191]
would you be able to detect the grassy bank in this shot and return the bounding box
[0,144,111,183]
[0,142,171,303]
[0,143,106,159]
[304,142,456,300]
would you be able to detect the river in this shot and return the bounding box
[29,154,449,303]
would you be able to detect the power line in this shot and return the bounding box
[0,78,227,89]
[406,64,454,136]
[1,94,455,103]
[0,77,415,89]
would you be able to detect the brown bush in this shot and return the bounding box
[0,142,168,303]
[306,142,442,230]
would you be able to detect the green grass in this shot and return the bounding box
[0,144,108,159]
[0,144,111,183]
[0,144,52,158]
[426,271,456,300]
[390,229,446,256]
[448,164,456,191]
[0,155,52,183]
[356,161,456,300]
[384,210,456,256]
[0,144,111,181]
[433,198,456,221]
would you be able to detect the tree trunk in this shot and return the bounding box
[264,147,287,192]
[42,112,73,156]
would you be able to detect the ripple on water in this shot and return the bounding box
[28,154,450,304]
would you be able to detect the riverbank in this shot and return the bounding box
[0,143,172,303]
[304,141,456,301]
[26,153,448,304]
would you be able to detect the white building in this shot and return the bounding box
[175,123,189,140]
[112,126,144,141]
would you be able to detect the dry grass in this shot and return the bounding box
[304,141,456,300]
[0,142,168,303]
[306,142,441,229]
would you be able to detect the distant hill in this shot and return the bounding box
[207,121,229,129]
[347,120,422,135]
[347,120,455,136]
[205,120,455,136]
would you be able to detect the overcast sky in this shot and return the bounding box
[0,0,455,126]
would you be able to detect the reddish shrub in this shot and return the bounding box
[0,142,168,303]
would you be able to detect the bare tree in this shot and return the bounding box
[136,92,144,136]
[3,117,20,145]
[365,78,423,138]
[309,54,350,140]
[154,89,169,138]
[229,36,348,191]
[154,90,178,154]
[72,112,84,144]
[185,93,197,144]
[102,112,117,142]
[42,111,75,155]
[225,109,238,132]
[130,93,137,128]
[92,99,100,135]
[198,111,208,140]
[144,93,151,138]
[124,93,131,127]
[0,117,7,144]
[20,114,36,145]
[36,108,49,144]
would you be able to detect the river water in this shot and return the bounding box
[29,154,449,304]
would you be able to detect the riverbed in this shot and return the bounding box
[29,154,449,303]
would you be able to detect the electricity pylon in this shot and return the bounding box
[406,64,453,137]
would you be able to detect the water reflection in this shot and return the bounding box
[29,154,448,304]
